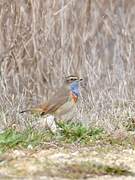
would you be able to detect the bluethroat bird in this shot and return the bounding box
[20,75,82,121]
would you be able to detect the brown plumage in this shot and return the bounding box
[20,75,82,119]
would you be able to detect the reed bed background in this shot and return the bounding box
[0,0,135,132]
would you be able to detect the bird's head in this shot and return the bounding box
[65,75,82,96]
[65,75,82,84]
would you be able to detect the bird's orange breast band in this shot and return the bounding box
[69,91,78,103]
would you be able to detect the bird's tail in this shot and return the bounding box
[19,109,31,114]
[19,108,43,114]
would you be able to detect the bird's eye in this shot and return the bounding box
[70,78,77,81]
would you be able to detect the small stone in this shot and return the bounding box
[27,144,33,149]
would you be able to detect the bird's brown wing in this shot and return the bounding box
[39,87,70,115]
[20,85,70,115]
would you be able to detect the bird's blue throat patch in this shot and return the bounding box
[70,81,80,97]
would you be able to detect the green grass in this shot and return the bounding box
[0,128,53,152]
[0,121,134,153]
[56,121,104,143]
[0,122,104,152]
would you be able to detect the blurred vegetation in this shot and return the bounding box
[56,161,133,178]
[39,160,133,178]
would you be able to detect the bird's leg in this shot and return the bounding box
[45,115,57,134]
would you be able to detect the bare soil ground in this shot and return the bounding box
[0,144,135,180]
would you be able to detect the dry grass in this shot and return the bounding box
[0,0,135,131]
